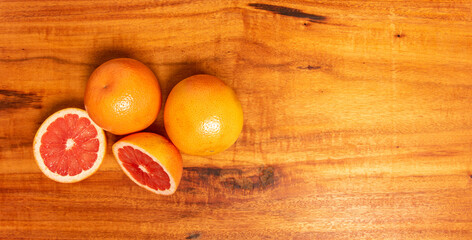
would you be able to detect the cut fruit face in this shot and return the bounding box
[112,133,182,195]
[33,108,106,183]
[117,146,171,191]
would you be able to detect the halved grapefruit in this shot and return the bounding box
[112,132,183,195]
[33,108,106,183]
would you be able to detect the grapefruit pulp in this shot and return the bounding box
[112,132,183,195]
[33,108,106,183]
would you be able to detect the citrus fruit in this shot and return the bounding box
[33,108,106,183]
[164,74,243,156]
[112,132,183,195]
[84,58,161,135]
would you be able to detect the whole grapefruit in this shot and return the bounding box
[164,74,243,156]
[84,58,161,135]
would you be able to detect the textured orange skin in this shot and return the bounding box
[113,132,183,193]
[164,74,243,156]
[84,58,161,135]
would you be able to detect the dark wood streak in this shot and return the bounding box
[7,140,33,150]
[0,89,42,110]
[0,56,92,66]
[2,1,188,20]
[221,166,275,190]
[248,3,326,22]
[4,7,242,23]
[182,166,276,191]
[185,232,201,239]
[297,65,321,70]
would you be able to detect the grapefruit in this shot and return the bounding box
[112,132,183,195]
[84,58,161,135]
[164,74,243,156]
[33,108,106,183]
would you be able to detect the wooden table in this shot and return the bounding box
[1,0,472,239]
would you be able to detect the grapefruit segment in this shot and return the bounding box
[33,108,106,183]
[118,146,171,191]
[112,133,182,195]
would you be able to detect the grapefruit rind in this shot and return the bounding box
[33,108,106,183]
[112,140,177,195]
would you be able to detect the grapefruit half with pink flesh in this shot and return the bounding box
[33,108,106,183]
[112,132,183,195]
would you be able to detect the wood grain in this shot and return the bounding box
[1,0,472,239]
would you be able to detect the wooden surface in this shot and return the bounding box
[1,0,472,239]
